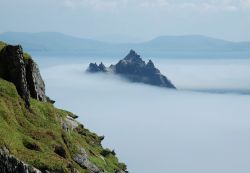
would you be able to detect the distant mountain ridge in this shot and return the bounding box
[0,32,250,56]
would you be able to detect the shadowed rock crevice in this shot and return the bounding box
[87,50,176,89]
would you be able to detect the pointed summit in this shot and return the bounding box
[98,62,107,71]
[127,49,137,57]
[146,60,155,68]
[87,62,107,73]
[124,50,143,63]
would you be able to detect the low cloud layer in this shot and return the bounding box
[1,0,250,42]
[39,57,250,173]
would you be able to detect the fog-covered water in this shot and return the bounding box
[36,56,250,173]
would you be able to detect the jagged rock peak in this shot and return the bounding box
[146,59,155,68]
[87,62,107,73]
[124,50,139,60]
[87,50,176,89]
[0,44,49,107]
[98,62,107,71]
[123,50,144,64]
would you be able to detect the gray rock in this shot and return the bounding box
[73,148,105,173]
[0,45,30,107]
[0,147,42,173]
[86,50,176,89]
[61,116,80,132]
[25,58,47,102]
[87,62,107,73]
[0,44,49,106]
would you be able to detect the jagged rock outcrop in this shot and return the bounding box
[87,62,107,73]
[0,45,30,106]
[73,148,105,173]
[0,44,48,106]
[87,50,176,89]
[0,147,42,173]
[25,58,47,102]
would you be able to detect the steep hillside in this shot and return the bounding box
[0,42,127,173]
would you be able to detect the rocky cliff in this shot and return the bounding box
[87,50,176,89]
[0,44,48,107]
[0,42,127,173]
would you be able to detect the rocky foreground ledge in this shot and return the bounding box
[87,50,176,89]
[0,44,53,107]
[0,41,127,173]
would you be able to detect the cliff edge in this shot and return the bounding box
[0,42,127,173]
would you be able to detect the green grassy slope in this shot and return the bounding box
[0,77,126,172]
[0,41,6,51]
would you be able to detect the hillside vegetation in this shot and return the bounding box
[0,42,127,173]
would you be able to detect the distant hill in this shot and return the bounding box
[0,32,250,57]
[140,35,249,51]
[0,32,110,55]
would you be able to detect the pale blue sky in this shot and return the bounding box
[0,0,250,42]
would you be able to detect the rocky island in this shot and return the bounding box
[0,41,127,173]
[87,50,176,89]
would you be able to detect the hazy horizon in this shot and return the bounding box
[1,0,250,43]
[1,31,250,43]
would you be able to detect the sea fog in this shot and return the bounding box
[35,56,250,173]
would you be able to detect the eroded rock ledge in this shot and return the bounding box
[0,45,50,107]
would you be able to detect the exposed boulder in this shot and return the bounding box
[73,148,105,173]
[87,50,176,89]
[0,147,42,173]
[0,44,48,106]
[61,115,80,132]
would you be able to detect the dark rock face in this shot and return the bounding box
[25,58,47,102]
[87,50,176,89]
[0,147,42,173]
[0,44,48,106]
[0,45,30,106]
[87,62,107,73]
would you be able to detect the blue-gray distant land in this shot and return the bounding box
[1,32,250,58]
